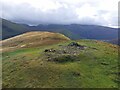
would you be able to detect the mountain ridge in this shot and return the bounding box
[1,18,118,41]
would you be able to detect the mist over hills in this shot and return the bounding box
[2,18,118,41]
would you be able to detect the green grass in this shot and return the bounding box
[2,40,119,88]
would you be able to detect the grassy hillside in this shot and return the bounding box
[2,32,119,88]
[1,31,70,52]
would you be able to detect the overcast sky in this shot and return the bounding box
[1,0,119,28]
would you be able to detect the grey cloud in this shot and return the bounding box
[1,0,118,27]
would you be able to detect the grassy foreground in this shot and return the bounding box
[2,40,119,88]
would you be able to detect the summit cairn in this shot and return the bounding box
[68,42,85,49]
[68,42,80,47]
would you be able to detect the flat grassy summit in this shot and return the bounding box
[2,32,119,88]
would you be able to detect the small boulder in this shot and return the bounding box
[68,42,85,49]
[91,47,98,50]
[101,62,109,65]
[44,49,56,52]
[73,72,81,76]
[62,50,67,54]
[44,49,49,52]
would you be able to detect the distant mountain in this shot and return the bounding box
[105,39,119,45]
[31,24,118,40]
[2,18,30,39]
[2,18,118,41]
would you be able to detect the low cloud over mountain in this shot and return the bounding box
[1,0,118,28]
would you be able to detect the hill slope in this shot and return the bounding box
[2,18,118,41]
[1,31,70,52]
[2,32,118,88]
[1,18,30,39]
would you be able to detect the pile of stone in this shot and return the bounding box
[43,42,86,62]
[68,42,81,47]
[68,42,85,49]
[44,49,56,53]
